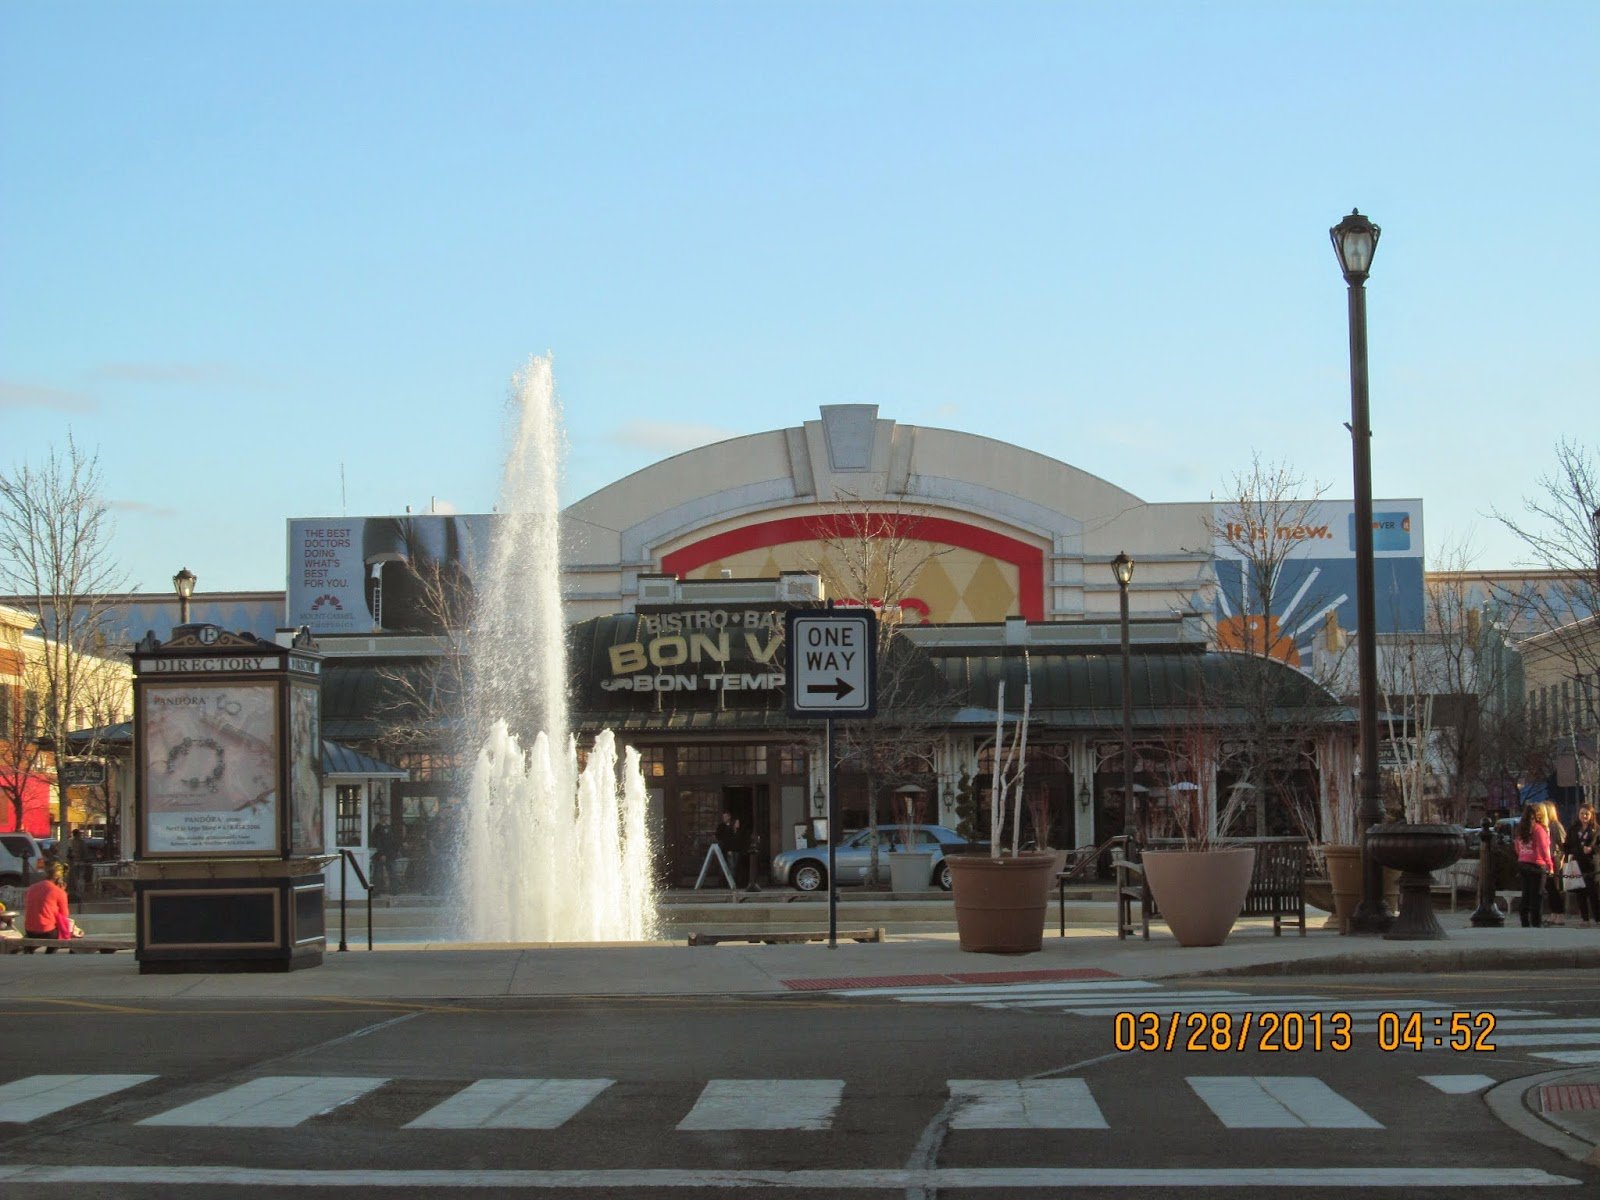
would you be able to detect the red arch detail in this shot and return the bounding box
[658,514,1045,621]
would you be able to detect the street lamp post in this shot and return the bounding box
[172,567,197,627]
[1113,552,1136,843]
[1331,209,1393,934]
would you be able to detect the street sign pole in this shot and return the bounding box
[826,717,837,948]
[785,607,877,950]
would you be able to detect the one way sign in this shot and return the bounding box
[785,609,877,719]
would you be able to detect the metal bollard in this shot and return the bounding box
[1469,816,1505,927]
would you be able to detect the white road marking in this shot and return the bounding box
[1188,1076,1382,1129]
[948,1078,1108,1129]
[0,1075,156,1124]
[1491,1033,1600,1047]
[1422,1075,1497,1094]
[1534,1050,1600,1064]
[0,1165,1577,1188]
[404,1078,613,1129]
[676,1079,843,1131]
[139,1076,388,1128]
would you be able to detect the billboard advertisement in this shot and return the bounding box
[287,515,496,634]
[1211,498,1424,669]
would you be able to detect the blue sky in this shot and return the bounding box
[2,1,1595,594]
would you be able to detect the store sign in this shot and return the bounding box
[58,759,106,789]
[601,608,787,695]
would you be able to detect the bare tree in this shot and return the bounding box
[808,493,959,883]
[1200,455,1350,839]
[0,437,129,836]
[370,558,473,771]
[1492,438,1600,807]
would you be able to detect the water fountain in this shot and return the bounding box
[456,356,660,942]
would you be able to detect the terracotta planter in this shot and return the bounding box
[1323,844,1400,935]
[946,852,1057,954]
[888,851,936,893]
[1142,847,1255,948]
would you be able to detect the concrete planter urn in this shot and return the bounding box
[1365,823,1467,941]
[1142,847,1256,948]
[946,852,1057,954]
[888,850,936,893]
[1321,844,1400,934]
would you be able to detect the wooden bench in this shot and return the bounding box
[1,935,134,954]
[1117,836,1308,940]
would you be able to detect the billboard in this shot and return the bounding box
[287,515,496,634]
[1211,499,1424,668]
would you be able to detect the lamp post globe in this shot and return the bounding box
[1332,209,1394,934]
[172,567,197,627]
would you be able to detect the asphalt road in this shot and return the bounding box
[1,970,1596,1197]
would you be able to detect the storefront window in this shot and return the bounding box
[676,745,768,775]
[335,784,364,847]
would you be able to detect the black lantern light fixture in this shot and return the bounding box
[1113,551,1136,842]
[1330,209,1393,934]
[172,567,197,627]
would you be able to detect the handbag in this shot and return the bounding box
[1562,858,1586,891]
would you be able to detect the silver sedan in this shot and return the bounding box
[770,824,983,892]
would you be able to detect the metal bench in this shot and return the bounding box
[0,934,133,954]
[1116,836,1308,940]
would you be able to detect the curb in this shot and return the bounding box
[1197,945,1600,978]
[1485,1068,1600,1167]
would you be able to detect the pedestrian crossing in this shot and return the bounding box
[833,977,1600,1064]
[0,1069,1520,1133]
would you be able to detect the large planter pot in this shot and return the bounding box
[1322,845,1400,934]
[888,851,936,893]
[946,852,1057,954]
[1142,847,1256,948]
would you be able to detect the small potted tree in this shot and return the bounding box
[945,656,1057,953]
[887,788,935,892]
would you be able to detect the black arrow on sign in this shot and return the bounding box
[806,677,856,701]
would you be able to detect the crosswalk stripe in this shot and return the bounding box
[0,1075,156,1124]
[1534,1051,1600,1064]
[1188,1077,1382,1129]
[676,1080,843,1131]
[0,1164,1581,1189]
[948,1079,1108,1129]
[139,1076,388,1128]
[404,1079,613,1129]
[1492,1033,1600,1047]
[1421,1075,1497,1094]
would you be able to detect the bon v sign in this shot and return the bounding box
[784,610,877,719]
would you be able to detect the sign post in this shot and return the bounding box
[785,608,877,948]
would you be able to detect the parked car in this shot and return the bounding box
[0,832,49,886]
[770,824,986,892]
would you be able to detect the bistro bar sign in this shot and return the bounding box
[601,607,787,694]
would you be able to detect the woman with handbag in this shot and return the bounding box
[22,861,84,952]
[1514,803,1554,928]
[1566,803,1599,927]
[1541,802,1569,926]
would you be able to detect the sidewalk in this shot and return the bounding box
[6,910,1598,1003]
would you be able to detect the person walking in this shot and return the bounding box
[1514,803,1555,928]
[1541,801,1569,926]
[715,811,740,890]
[1565,803,1599,927]
[370,818,401,896]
